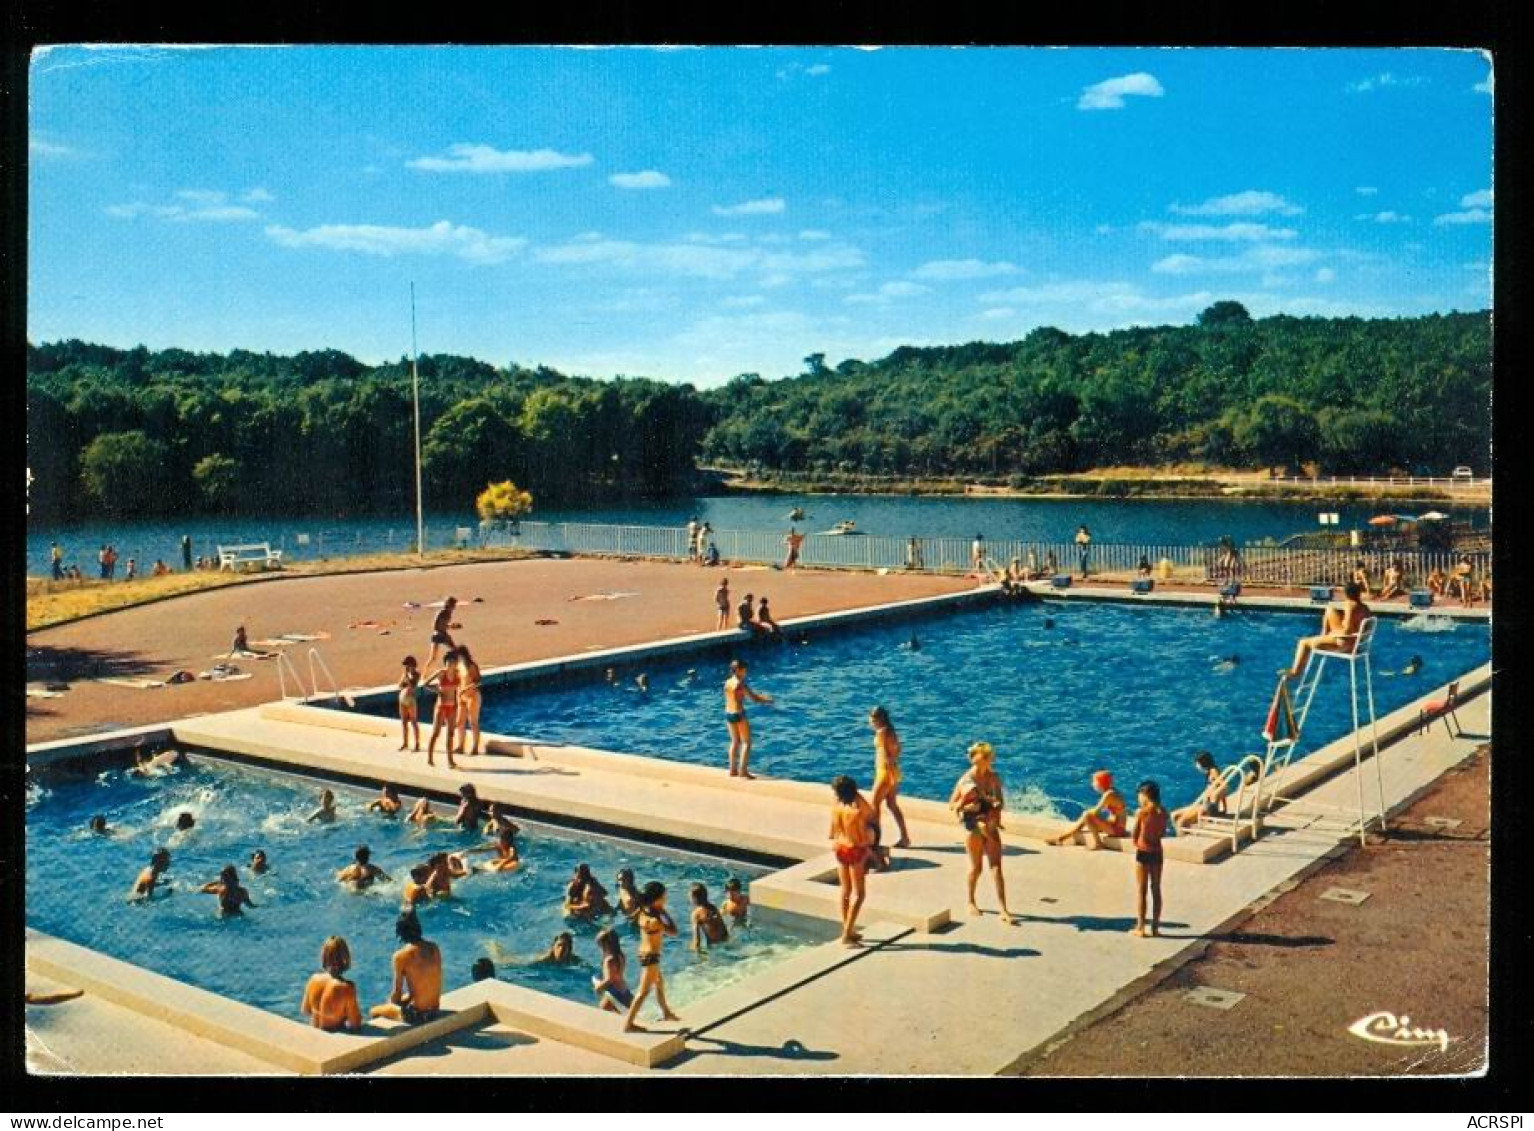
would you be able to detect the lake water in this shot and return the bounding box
[27,495,1488,578]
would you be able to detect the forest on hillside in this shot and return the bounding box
[26,303,1490,521]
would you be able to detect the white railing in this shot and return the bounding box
[1265,475,1490,491]
[500,521,1483,590]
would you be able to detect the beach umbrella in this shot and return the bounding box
[1418,511,1449,521]
[1367,515,1397,526]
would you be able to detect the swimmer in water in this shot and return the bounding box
[368,783,402,816]
[250,849,270,875]
[89,814,111,835]
[129,848,173,900]
[1213,654,1240,673]
[1043,618,1055,630]
[402,864,432,909]
[535,932,579,966]
[407,796,438,825]
[908,632,921,652]
[336,844,392,889]
[1402,655,1424,676]
[307,789,338,824]
[175,812,196,832]
[636,673,650,693]
[722,877,750,924]
[605,668,617,685]
[198,864,256,916]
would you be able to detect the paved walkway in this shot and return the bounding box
[25,557,970,743]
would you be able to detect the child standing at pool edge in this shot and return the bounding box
[397,656,421,752]
[1131,780,1168,938]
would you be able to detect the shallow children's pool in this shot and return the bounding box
[26,757,824,1020]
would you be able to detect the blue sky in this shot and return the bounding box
[29,45,1493,387]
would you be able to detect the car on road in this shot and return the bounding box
[1452,466,1475,479]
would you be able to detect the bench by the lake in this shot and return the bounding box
[218,543,284,572]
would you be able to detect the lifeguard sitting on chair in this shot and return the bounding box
[1285,582,1370,680]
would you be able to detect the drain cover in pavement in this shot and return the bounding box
[1319,887,1371,905]
[1424,816,1463,830]
[1038,896,1059,904]
[1186,987,1246,1010]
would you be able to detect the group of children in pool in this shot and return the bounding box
[118,768,755,1033]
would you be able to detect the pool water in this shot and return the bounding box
[25,758,823,1021]
[472,601,1489,815]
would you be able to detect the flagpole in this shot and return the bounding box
[410,283,425,562]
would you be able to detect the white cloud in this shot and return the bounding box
[181,206,261,222]
[720,295,769,309]
[1151,245,1320,275]
[806,64,832,76]
[1433,209,1491,226]
[29,138,77,158]
[682,231,749,245]
[799,229,832,241]
[1315,267,1336,284]
[241,187,276,203]
[175,189,227,205]
[1346,72,1425,94]
[265,220,527,264]
[1355,211,1412,224]
[845,280,933,305]
[1356,186,1379,196]
[977,307,1017,321]
[106,198,260,223]
[980,280,1217,322]
[532,233,863,281]
[1094,224,1114,235]
[1145,221,1298,242]
[1077,72,1164,110]
[713,197,786,216]
[407,144,594,173]
[1460,189,1493,209]
[1169,190,1303,217]
[610,170,672,189]
[910,258,1019,280]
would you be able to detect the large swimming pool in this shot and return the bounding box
[470,600,1489,816]
[25,757,824,1020]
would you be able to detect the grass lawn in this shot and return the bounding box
[26,547,537,632]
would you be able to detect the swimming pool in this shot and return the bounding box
[467,601,1489,815]
[25,756,825,1021]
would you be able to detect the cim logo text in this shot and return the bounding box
[1346,1010,1450,1052]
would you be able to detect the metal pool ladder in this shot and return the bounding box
[275,646,350,706]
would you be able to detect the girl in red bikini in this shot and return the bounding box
[829,774,876,947]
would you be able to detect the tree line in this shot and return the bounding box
[26,302,1490,521]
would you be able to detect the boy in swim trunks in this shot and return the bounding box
[370,911,443,1025]
[829,774,876,946]
[722,877,750,924]
[336,844,392,889]
[714,579,731,630]
[426,597,459,667]
[724,660,773,779]
[689,883,730,951]
[1131,780,1168,938]
[129,848,172,900]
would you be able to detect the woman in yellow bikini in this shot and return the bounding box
[869,706,911,849]
[623,882,681,1032]
[949,742,1015,924]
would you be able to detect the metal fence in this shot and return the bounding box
[1265,475,1490,492]
[499,521,1478,590]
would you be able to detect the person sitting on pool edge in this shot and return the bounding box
[301,936,363,1033]
[370,910,442,1025]
[336,844,392,889]
[1046,770,1127,849]
[1170,751,1228,829]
